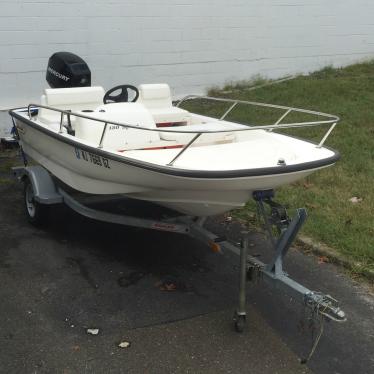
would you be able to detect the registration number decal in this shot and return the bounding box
[74,148,110,168]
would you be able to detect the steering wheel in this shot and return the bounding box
[103,84,139,104]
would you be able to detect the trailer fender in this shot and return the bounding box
[12,165,63,204]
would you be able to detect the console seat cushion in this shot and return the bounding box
[138,83,190,125]
[150,107,190,125]
[38,86,105,127]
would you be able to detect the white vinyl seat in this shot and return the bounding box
[38,86,105,129]
[138,84,190,126]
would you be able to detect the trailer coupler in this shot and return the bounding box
[304,292,346,322]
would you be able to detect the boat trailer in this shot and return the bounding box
[13,165,346,337]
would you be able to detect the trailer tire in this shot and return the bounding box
[23,177,48,226]
[234,313,246,333]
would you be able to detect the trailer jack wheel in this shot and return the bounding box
[234,312,246,333]
[23,177,47,225]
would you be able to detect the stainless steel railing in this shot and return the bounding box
[21,97,339,166]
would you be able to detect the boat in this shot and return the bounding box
[9,52,340,217]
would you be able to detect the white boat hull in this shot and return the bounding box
[14,114,336,216]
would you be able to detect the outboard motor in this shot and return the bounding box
[46,52,91,88]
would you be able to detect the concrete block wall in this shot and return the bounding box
[1,0,374,135]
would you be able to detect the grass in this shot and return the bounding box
[182,62,374,276]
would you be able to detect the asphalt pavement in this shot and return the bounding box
[0,162,373,373]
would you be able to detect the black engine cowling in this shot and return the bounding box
[46,52,91,88]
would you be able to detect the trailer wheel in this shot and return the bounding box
[23,177,47,225]
[234,313,246,333]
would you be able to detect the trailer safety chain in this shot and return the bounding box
[300,307,325,364]
[299,291,346,363]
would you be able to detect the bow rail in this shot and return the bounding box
[21,96,339,166]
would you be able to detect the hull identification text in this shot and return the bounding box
[74,148,110,168]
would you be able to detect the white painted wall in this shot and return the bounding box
[1,0,374,136]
